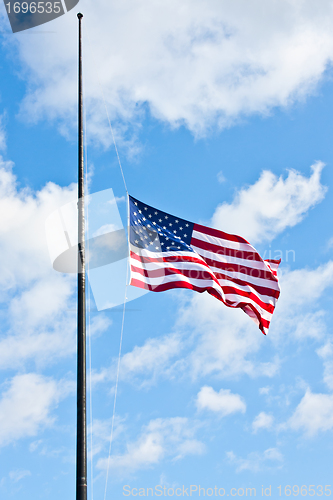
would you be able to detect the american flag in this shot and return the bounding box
[129,195,280,334]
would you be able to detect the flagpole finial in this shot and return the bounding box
[77,12,83,19]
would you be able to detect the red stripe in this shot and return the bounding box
[193,223,250,244]
[130,277,271,334]
[265,259,281,265]
[131,264,214,281]
[214,271,279,299]
[220,286,274,313]
[130,251,279,296]
[131,251,277,283]
[198,255,278,282]
[132,264,275,313]
[191,236,262,262]
[131,263,278,307]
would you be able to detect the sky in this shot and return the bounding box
[1,0,333,498]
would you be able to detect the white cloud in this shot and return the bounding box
[217,171,226,183]
[5,1,333,143]
[270,262,333,344]
[91,333,182,388]
[96,417,204,475]
[119,334,182,385]
[259,386,271,395]
[196,386,246,416]
[317,342,333,390]
[9,470,31,483]
[0,373,72,447]
[212,162,326,244]
[88,416,126,459]
[0,114,6,152]
[176,292,279,380]
[252,412,274,433]
[287,389,333,436]
[0,158,114,370]
[227,447,283,473]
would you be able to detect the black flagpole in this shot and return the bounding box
[76,12,87,500]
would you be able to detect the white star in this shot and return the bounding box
[163,226,166,229]
[165,215,168,219]
[142,217,146,221]
[186,223,189,227]
[169,223,172,226]
[145,244,148,248]
[178,246,181,249]
[134,202,138,206]
[148,214,152,218]
[161,242,164,245]
[175,219,179,223]
[171,242,175,245]
[147,224,151,228]
[159,219,162,222]
[144,207,148,211]
[184,234,187,238]
[154,211,158,215]
[135,239,139,244]
[173,230,177,234]
[152,221,156,225]
[179,227,183,230]
[139,210,142,214]
[133,212,137,216]
[166,237,169,240]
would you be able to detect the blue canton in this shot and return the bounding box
[129,195,194,253]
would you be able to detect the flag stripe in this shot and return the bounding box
[129,196,280,334]
[193,223,250,244]
[131,259,278,306]
[131,250,279,296]
[191,236,263,262]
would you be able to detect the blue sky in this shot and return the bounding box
[1,1,333,499]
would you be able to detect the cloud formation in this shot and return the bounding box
[4,0,333,143]
[212,162,326,244]
[0,373,72,447]
[287,389,333,436]
[196,386,246,416]
[252,412,274,433]
[96,417,204,475]
[227,447,283,473]
[0,158,80,370]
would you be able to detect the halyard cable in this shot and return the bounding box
[103,277,129,500]
[84,23,130,499]
[83,53,94,500]
[85,25,128,195]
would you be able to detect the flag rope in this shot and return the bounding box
[84,24,130,498]
[83,73,94,500]
[103,278,128,500]
[85,26,128,195]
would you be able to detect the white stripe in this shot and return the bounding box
[131,256,278,302]
[131,250,279,292]
[132,271,272,322]
[192,229,255,253]
[222,293,273,321]
[191,244,273,272]
[206,263,280,291]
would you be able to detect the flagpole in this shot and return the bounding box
[76,12,87,500]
